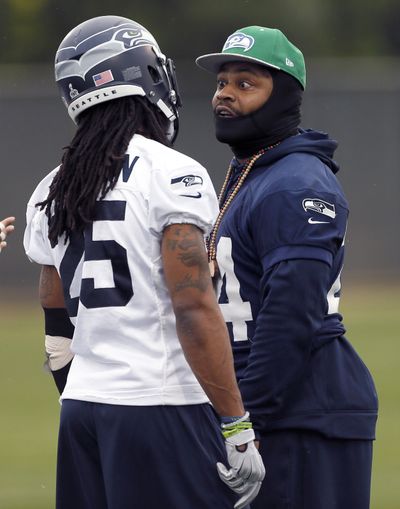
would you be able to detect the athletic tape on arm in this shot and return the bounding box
[43,308,74,393]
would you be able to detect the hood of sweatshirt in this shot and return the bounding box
[243,128,340,175]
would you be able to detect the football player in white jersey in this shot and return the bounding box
[0,216,15,252]
[24,16,264,509]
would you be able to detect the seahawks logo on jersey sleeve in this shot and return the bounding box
[170,174,204,199]
[170,175,203,187]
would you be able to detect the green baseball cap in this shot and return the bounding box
[196,26,306,89]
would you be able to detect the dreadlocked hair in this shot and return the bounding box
[37,95,171,247]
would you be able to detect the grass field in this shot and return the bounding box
[0,281,399,508]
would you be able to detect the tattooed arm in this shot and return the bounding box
[39,266,74,394]
[39,265,66,308]
[161,223,244,417]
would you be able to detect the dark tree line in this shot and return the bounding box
[0,0,399,64]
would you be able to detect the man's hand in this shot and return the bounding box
[217,418,265,509]
[0,217,15,252]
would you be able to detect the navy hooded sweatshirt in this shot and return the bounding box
[215,129,378,439]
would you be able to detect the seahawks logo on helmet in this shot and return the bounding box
[55,24,158,82]
[302,198,336,218]
[113,28,157,49]
[56,22,158,63]
[223,33,255,52]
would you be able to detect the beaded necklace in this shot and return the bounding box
[208,143,280,277]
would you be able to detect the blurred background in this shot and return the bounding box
[0,0,399,507]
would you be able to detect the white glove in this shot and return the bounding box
[217,427,265,509]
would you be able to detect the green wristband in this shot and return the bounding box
[221,420,253,439]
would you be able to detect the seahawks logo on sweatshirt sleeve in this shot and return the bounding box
[302,198,336,224]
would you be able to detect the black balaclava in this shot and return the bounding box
[214,69,303,159]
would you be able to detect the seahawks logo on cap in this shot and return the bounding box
[223,33,255,52]
[302,198,336,218]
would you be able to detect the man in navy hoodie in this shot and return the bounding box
[197,26,378,508]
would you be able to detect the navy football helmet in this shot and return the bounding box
[55,15,182,140]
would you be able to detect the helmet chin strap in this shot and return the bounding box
[214,70,303,159]
[166,118,179,143]
[154,99,179,143]
[151,45,181,143]
[156,98,177,121]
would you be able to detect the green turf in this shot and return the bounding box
[0,282,399,508]
[0,303,59,509]
[340,282,400,509]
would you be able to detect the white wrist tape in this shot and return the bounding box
[45,335,74,371]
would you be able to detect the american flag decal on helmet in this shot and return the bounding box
[93,70,114,87]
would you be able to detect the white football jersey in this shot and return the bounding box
[24,134,219,406]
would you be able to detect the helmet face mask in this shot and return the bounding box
[55,16,182,141]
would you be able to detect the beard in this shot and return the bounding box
[214,70,303,159]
